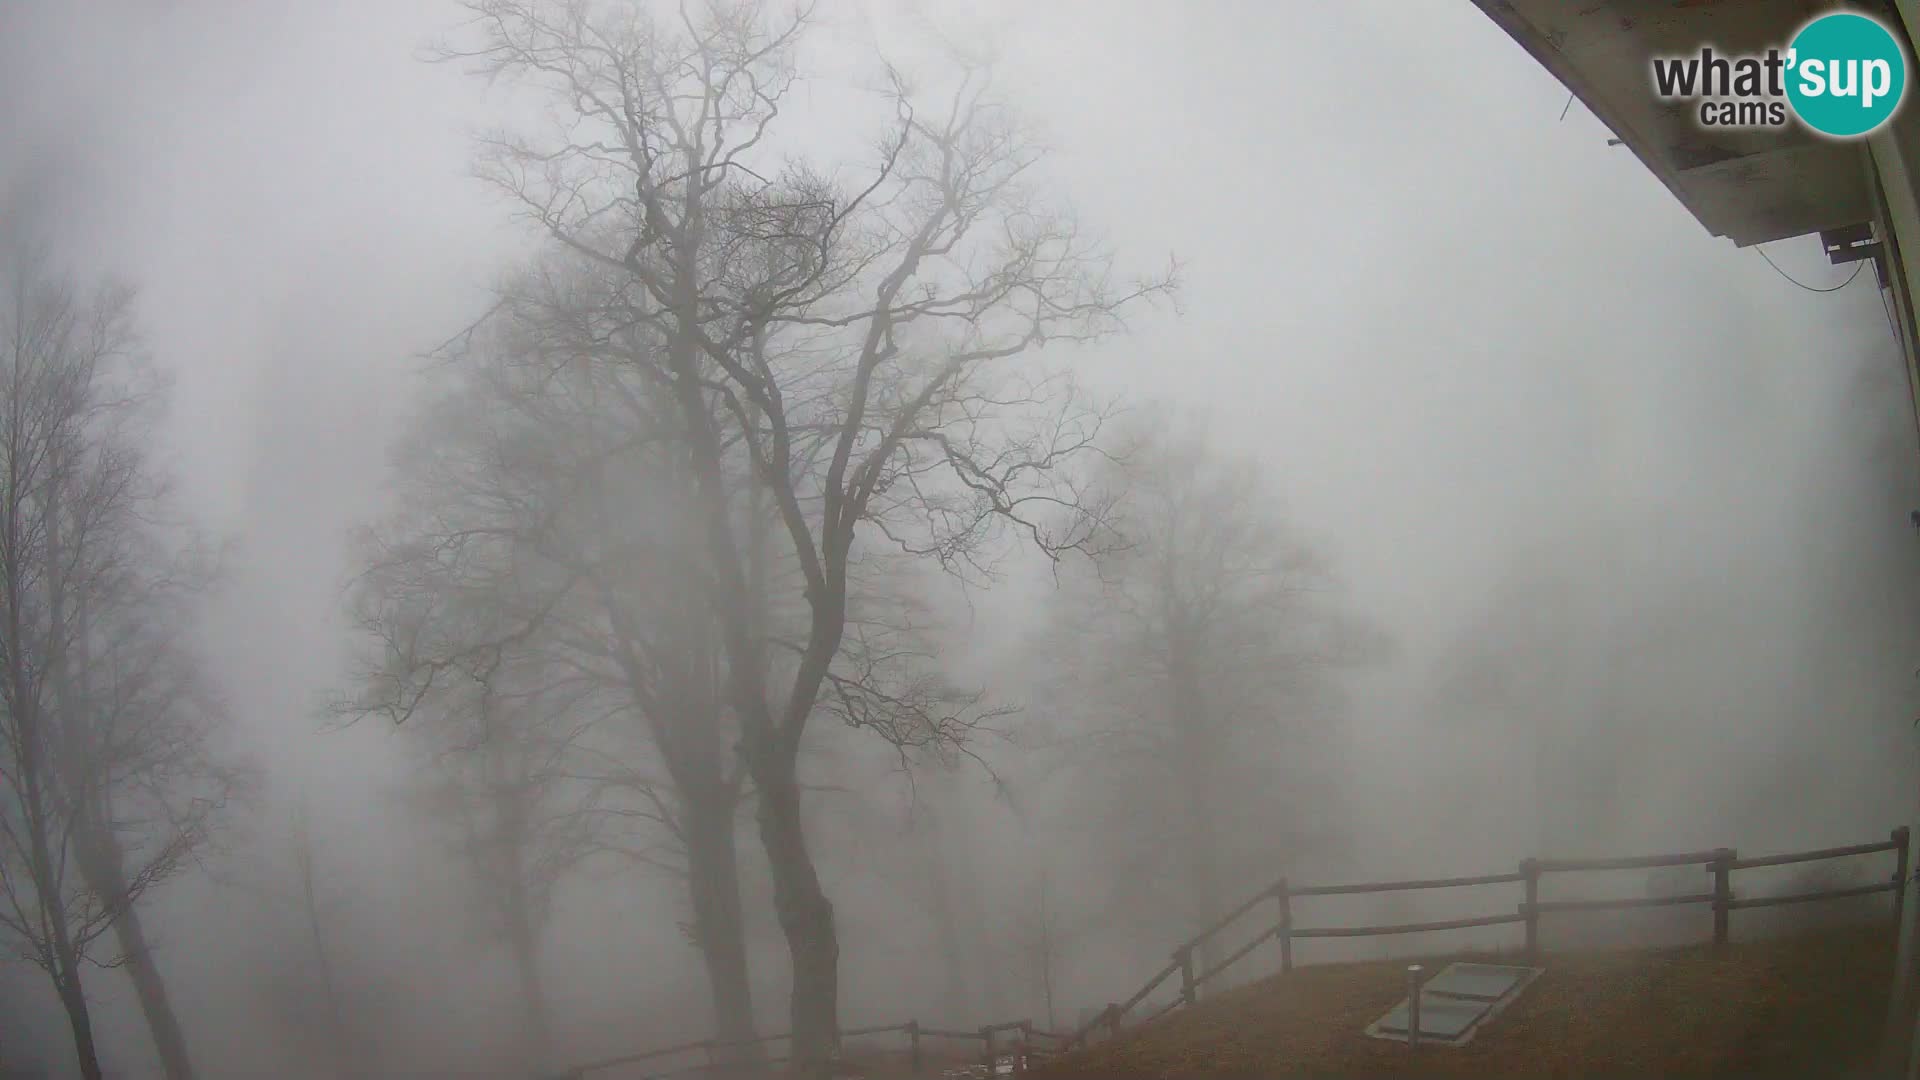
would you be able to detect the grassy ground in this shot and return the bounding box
[1030,924,1899,1078]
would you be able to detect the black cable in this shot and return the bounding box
[1755,244,1866,292]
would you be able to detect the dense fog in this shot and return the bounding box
[2,1,1917,1077]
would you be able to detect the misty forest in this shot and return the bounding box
[3,2,1920,1078]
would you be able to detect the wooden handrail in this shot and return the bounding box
[839,1022,910,1039]
[1194,922,1281,986]
[1115,956,1181,1019]
[979,1019,1029,1034]
[1185,881,1283,947]
[561,1037,714,1075]
[708,1032,790,1049]
[1139,995,1183,1026]
[562,828,1909,1076]
[1729,838,1902,870]
[1524,891,1717,914]
[1291,870,1527,897]
[1726,880,1899,910]
[918,1027,986,1040]
[1051,830,1902,1060]
[1288,911,1527,939]
[1534,850,1723,872]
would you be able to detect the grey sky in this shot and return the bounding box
[3,0,1916,1073]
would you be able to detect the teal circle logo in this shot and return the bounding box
[1785,12,1907,137]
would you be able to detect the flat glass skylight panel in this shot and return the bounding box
[1364,963,1544,1047]
[1375,996,1485,1039]
[1423,963,1525,1001]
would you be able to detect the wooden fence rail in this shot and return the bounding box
[1290,870,1528,896]
[555,826,1913,1076]
[1057,825,1912,1054]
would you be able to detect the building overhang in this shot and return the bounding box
[1470,0,1877,247]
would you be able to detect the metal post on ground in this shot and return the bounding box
[1407,965,1424,1052]
[907,1021,921,1076]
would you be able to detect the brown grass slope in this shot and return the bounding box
[1032,925,1896,1079]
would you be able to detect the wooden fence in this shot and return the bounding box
[551,826,1911,1076]
[1057,826,1911,1053]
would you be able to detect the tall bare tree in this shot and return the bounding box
[343,269,767,1053]
[0,227,235,1080]
[1009,872,1068,1032]
[286,801,363,1079]
[444,3,1173,1069]
[213,796,371,1079]
[398,658,603,1073]
[1035,418,1384,979]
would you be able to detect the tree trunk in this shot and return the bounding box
[686,792,760,1061]
[659,189,839,1077]
[965,855,1007,1023]
[923,820,972,1022]
[504,895,553,1072]
[109,891,195,1079]
[1169,647,1226,988]
[754,763,838,1079]
[1180,784,1226,986]
[75,822,196,1080]
[53,956,104,1080]
[602,591,762,1065]
[17,696,101,1080]
[19,786,101,1080]
[31,460,104,1080]
[293,815,359,1079]
[1035,885,1058,1031]
[307,901,357,1079]
[488,747,554,1074]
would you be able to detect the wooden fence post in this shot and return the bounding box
[1177,945,1196,1007]
[907,1021,921,1076]
[1276,879,1294,973]
[1893,826,1911,935]
[1520,858,1539,962]
[981,1026,995,1075]
[1712,847,1735,948]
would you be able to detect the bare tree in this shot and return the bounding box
[442,3,1174,1069]
[213,796,371,1080]
[289,802,362,1078]
[400,667,590,1073]
[1433,531,1678,856]
[341,265,771,1056]
[0,227,236,1080]
[1034,416,1385,980]
[898,786,976,1024]
[1009,872,1068,1032]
